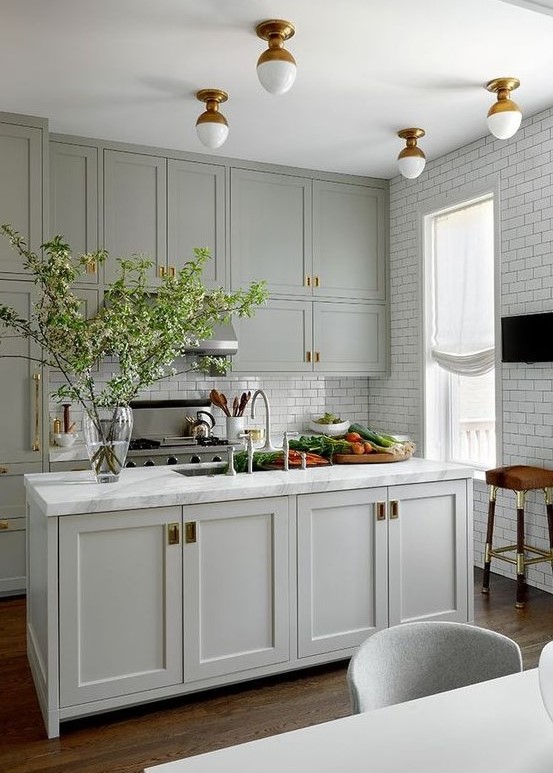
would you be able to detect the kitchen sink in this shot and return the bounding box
[172,462,227,477]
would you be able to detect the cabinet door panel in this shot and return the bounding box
[184,497,289,680]
[103,150,166,284]
[297,488,388,657]
[168,159,225,287]
[233,299,312,372]
[49,142,98,284]
[313,302,387,373]
[0,282,43,462]
[230,168,311,295]
[0,461,41,595]
[313,181,386,300]
[59,506,182,706]
[0,122,43,275]
[388,480,468,625]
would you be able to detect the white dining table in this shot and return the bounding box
[144,669,553,773]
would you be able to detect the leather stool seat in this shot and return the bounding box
[485,465,553,491]
[482,465,553,608]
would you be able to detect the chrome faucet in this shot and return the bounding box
[282,431,298,471]
[250,389,278,451]
[239,433,255,474]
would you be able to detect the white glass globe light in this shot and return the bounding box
[397,153,426,180]
[257,58,296,95]
[196,119,229,150]
[487,104,522,140]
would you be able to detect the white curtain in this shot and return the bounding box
[431,199,494,376]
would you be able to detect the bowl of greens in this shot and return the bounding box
[308,412,350,437]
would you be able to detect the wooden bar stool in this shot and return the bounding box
[482,465,553,608]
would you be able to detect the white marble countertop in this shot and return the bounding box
[25,457,473,517]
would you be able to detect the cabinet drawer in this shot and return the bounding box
[0,520,26,595]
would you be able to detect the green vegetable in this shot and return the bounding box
[288,435,350,458]
[348,423,396,449]
[233,450,284,473]
[314,412,343,425]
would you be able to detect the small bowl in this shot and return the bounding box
[308,418,350,437]
[54,432,78,448]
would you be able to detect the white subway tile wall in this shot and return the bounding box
[48,367,370,443]
[371,104,553,594]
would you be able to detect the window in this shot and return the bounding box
[423,195,496,470]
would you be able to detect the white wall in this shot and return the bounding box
[370,105,553,594]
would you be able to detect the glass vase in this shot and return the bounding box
[83,405,133,483]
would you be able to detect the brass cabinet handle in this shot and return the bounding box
[313,275,320,287]
[32,372,41,452]
[314,351,320,363]
[85,259,97,274]
[306,351,312,363]
[158,266,166,278]
[376,501,386,521]
[168,265,176,278]
[0,521,9,530]
[185,521,197,544]
[304,275,312,287]
[0,466,7,474]
[389,500,399,519]
[167,522,180,545]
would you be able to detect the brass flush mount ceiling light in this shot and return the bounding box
[195,89,229,149]
[397,128,426,179]
[255,19,296,95]
[486,77,522,140]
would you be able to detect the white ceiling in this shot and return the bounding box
[2,0,553,179]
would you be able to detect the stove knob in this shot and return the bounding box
[125,460,137,468]
[144,459,155,467]
[212,455,222,462]
[189,455,202,464]
[167,456,179,465]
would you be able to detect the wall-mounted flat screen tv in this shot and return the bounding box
[501,311,553,363]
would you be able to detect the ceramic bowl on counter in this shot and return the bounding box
[53,432,78,448]
[308,418,350,437]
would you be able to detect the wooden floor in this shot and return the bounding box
[2,567,553,773]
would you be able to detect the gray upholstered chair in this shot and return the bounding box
[347,620,523,714]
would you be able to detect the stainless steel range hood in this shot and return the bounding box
[185,321,238,357]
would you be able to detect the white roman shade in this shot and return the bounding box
[430,198,495,376]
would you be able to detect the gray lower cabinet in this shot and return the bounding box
[103,149,167,285]
[0,281,44,463]
[49,141,99,284]
[0,462,41,595]
[233,298,387,374]
[0,115,46,277]
[297,480,470,658]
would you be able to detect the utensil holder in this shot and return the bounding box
[226,416,245,441]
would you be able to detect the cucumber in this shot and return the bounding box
[348,423,396,448]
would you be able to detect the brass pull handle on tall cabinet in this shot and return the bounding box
[167,523,180,545]
[306,351,312,363]
[31,372,41,452]
[389,500,399,519]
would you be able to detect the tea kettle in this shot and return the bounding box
[185,410,215,439]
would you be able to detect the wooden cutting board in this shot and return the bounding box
[333,451,413,464]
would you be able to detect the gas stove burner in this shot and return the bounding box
[197,435,229,447]
[129,437,162,451]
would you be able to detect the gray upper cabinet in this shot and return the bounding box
[313,181,387,301]
[230,168,312,296]
[167,159,226,288]
[49,142,99,284]
[312,301,387,373]
[103,150,167,284]
[0,119,44,276]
